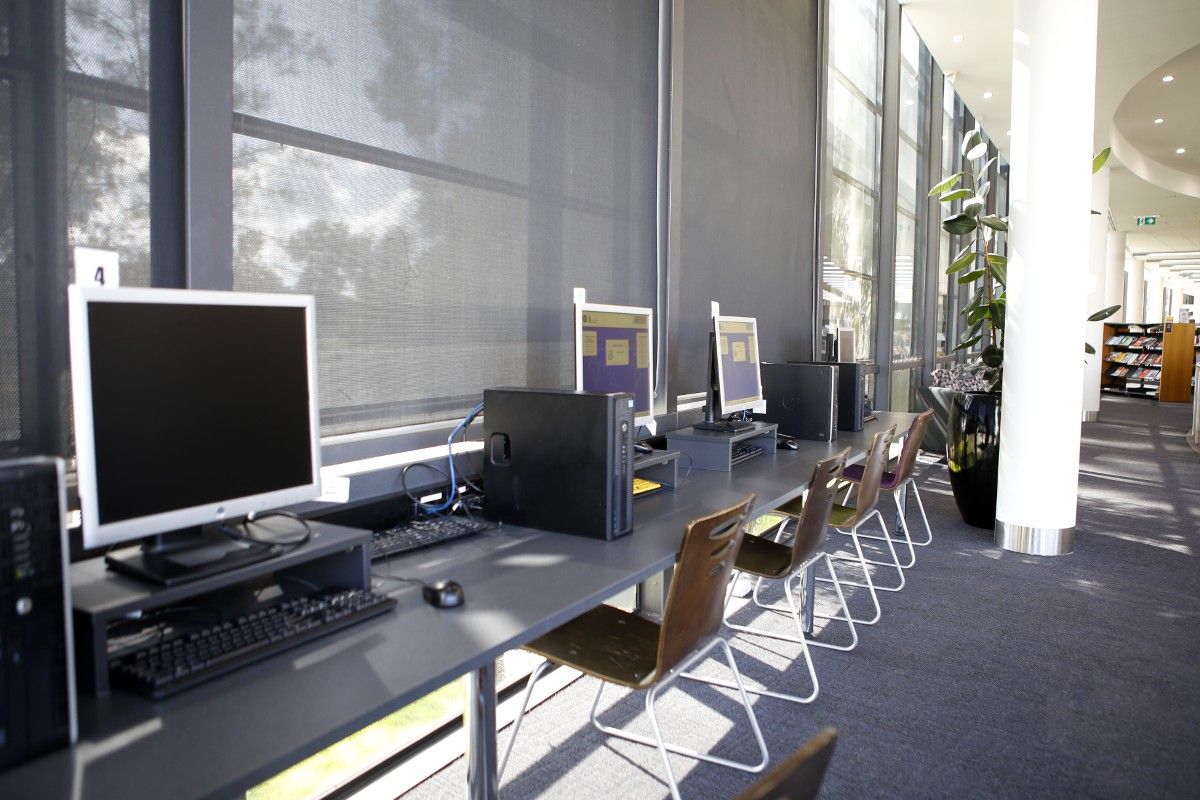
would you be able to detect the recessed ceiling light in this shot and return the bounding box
[1162,74,1174,83]
[1154,118,1164,124]
[983,91,993,99]
[1177,147,1187,154]
[952,33,965,44]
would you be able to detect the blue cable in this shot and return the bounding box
[418,402,485,514]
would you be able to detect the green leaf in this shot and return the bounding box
[1084,342,1096,355]
[953,240,977,262]
[989,301,1006,331]
[980,156,997,177]
[1088,304,1121,321]
[1092,147,1111,175]
[939,188,973,203]
[1091,209,1102,215]
[942,213,977,235]
[985,253,1007,267]
[987,258,1007,286]
[965,140,989,160]
[980,214,1009,232]
[977,180,991,199]
[966,305,989,326]
[947,248,978,274]
[929,172,965,196]
[961,129,982,159]
[954,334,984,351]
[957,269,986,284]
[963,197,986,217]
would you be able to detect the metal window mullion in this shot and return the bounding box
[920,58,944,384]
[873,0,900,407]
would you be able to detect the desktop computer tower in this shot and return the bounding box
[0,457,77,770]
[483,388,634,540]
[756,362,839,442]
[793,361,869,431]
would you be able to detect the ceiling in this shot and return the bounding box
[900,0,1200,288]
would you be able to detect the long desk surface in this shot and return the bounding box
[0,413,914,799]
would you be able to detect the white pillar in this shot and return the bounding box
[1105,232,1127,323]
[1146,268,1163,322]
[1082,168,1109,421]
[1127,256,1145,320]
[995,0,1098,556]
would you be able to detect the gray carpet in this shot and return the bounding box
[407,396,1200,798]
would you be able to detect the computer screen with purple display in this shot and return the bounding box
[715,316,763,415]
[574,301,654,427]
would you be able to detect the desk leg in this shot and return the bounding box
[464,663,498,800]
[894,482,908,536]
[803,562,816,634]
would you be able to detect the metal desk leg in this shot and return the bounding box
[464,663,498,800]
[803,562,816,634]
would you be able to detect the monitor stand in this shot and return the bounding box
[106,525,281,587]
[694,417,755,433]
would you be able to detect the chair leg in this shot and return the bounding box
[906,478,934,546]
[832,510,906,591]
[819,524,883,624]
[836,490,917,569]
[702,570,819,704]
[590,636,768,791]
[802,553,859,651]
[498,658,554,783]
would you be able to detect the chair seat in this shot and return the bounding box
[523,603,661,689]
[841,463,900,490]
[734,532,794,578]
[772,497,857,528]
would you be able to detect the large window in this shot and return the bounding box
[890,15,924,411]
[936,75,957,358]
[821,0,883,362]
[230,0,659,436]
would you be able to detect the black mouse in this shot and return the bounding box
[424,579,465,608]
[777,437,799,451]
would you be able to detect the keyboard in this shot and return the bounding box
[110,588,396,699]
[371,515,491,561]
[633,476,664,497]
[730,441,765,466]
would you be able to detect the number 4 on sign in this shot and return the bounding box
[74,246,120,289]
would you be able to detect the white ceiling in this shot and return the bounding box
[900,0,1200,282]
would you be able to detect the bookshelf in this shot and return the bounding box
[1102,321,1199,401]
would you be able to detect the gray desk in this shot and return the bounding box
[0,413,914,800]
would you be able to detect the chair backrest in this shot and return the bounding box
[786,449,850,573]
[735,727,839,800]
[657,494,755,675]
[843,425,896,527]
[892,409,934,482]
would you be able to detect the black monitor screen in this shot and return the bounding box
[87,302,315,525]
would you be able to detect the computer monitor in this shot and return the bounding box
[574,301,654,427]
[68,286,322,585]
[696,314,763,433]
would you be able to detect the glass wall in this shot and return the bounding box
[230,0,660,436]
[936,75,956,359]
[821,0,883,362]
[890,15,924,411]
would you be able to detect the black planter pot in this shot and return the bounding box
[946,391,1001,530]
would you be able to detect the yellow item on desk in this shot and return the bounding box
[633,477,663,497]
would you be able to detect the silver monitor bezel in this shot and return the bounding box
[714,314,764,416]
[573,300,655,427]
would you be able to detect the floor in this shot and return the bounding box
[407,396,1200,798]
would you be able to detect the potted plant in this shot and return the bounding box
[929,133,1119,529]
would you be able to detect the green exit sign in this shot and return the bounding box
[1137,215,1158,226]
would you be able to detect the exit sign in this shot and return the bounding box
[1137,215,1158,226]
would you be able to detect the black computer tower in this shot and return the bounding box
[483,388,634,540]
[0,457,77,770]
[756,362,839,442]
[793,361,868,431]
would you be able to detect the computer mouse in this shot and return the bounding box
[777,437,799,451]
[424,579,465,608]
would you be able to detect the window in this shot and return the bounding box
[936,76,957,358]
[822,0,883,363]
[892,17,926,412]
[230,0,660,436]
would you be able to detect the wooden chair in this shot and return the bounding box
[840,410,935,568]
[694,450,855,706]
[498,495,768,800]
[734,728,839,800]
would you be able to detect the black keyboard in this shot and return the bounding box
[371,515,492,561]
[110,588,396,699]
[731,441,765,466]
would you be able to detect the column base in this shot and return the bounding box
[1082,410,1099,422]
[994,520,1074,556]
